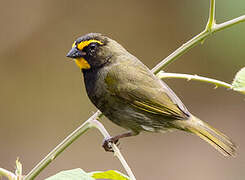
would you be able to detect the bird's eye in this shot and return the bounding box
[89,43,97,50]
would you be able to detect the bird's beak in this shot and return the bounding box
[66,46,90,69]
[66,47,86,59]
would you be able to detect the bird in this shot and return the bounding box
[66,33,236,157]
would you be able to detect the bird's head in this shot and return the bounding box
[66,33,122,70]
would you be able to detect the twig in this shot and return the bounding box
[206,0,216,31]
[25,112,101,180]
[89,119,135,180]
[157,71,232,89]
[23,0,245,179]
[151,30,207,74]
[152,0,245,74]
[213,15,245,32]
[25,111,136,180]
[0,167,16,180]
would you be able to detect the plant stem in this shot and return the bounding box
[0,167,16,180]
[206,0,216,31]
[152,2,245,74]
[214,15,245,32]
[89,119,136,180]
[25,111,136,180]
[157,71,232,89]
[25,112,101,180]
[24,1,245,179]
[151,30,208,74]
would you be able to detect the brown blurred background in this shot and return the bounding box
[0,0,245,179]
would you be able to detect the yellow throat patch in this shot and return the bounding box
[75,58,91,69]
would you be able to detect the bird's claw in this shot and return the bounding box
[102,137,119,152]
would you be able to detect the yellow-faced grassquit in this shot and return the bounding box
[66,33,236,156]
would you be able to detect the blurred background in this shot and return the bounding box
[0,0,245,179]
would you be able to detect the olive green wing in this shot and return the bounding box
[105,61,189,119]
[126,87,187,119]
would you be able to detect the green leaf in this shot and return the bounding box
[89,170,129,180]
[45,168,95,180]
[45,169,129,180]
[232,67,245,94]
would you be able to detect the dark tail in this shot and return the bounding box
[176,115,237,157]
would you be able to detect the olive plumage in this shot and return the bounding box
[67,33,236,156]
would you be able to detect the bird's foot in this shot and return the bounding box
[102,136,119,152]
[102,131,135,152]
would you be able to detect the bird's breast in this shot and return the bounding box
[83,68,110,109]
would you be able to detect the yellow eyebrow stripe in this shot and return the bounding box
[77,39,103,50]
[72,41,76,47]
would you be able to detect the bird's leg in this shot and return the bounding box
[102,131,136,152]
